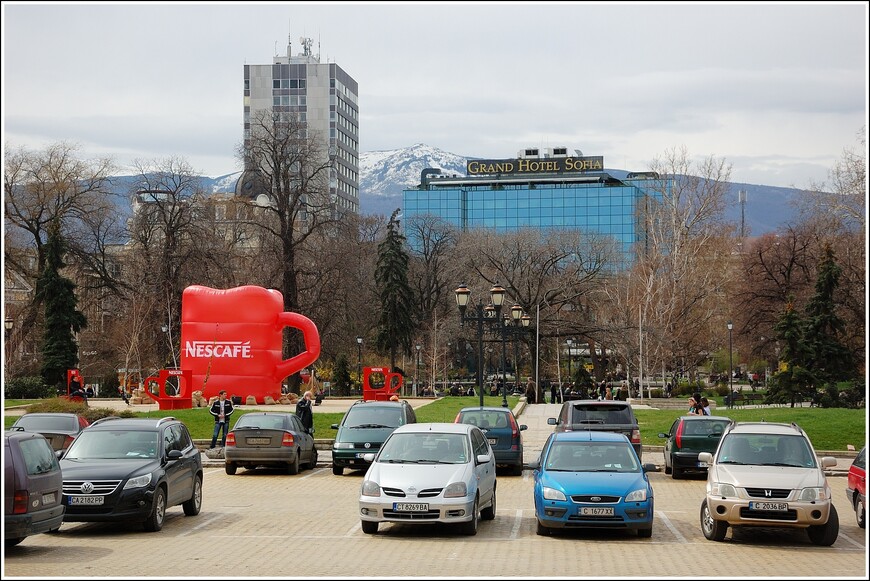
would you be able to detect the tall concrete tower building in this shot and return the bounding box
[240,35,360,214]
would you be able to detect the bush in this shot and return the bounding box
[4,376,54,399]
[23,398,138,422]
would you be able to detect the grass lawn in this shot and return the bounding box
[4,396,865,451]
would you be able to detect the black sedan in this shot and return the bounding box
[224,412,318,475]
[12,413,90,452]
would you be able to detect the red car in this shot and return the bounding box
[846,446,865,528]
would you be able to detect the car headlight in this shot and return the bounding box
[798,487,829,501]
[360,480,381,497]
[708,482,737,498]
[334,442,355,449]
[542,487,566,501]
[123,473,153,490]
[625,488,648,502]
[444,482,468,498]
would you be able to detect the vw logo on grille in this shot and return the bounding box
[591,496,602,502]
[364,442,371,449]
[80,482,94,494]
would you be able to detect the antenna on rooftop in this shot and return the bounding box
[738,190,747,238]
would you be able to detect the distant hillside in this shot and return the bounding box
[108,145,803,235]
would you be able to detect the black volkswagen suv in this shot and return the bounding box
[60,417,202,532]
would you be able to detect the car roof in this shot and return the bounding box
[13,412,81,419]
[551,430,630,443]
[4,429,51,442]
[458,406,513,413]
[87,417,179,430]
[567,400,631,407]
[679,415,732,421]
[393,422,473,435]
[349,401,406,409]
[726,422,803,436]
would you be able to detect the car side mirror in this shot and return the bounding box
[55,449,65,460]
[476,454,491,465]
[330,424,339,430]
[820,456,837,468]
[657,433,668,438]
[527,460,540,470]
[547,418,557,425]
[642,463,659,473]
[166,449,183,461]
[362,453,376,463]
[519,425,528,431]
[698,452,713,464]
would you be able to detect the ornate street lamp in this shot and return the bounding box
[356,336,363,394]
[414,344,421,397]
[566,338,574,395]
[455,283,506,408]
[727,321,734,409]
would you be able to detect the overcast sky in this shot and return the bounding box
[2,2,867,189]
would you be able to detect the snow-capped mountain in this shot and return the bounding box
[360,143,470,197]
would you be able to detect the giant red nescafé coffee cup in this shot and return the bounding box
[180,285,321,403]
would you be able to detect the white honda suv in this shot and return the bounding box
[699,421,839,546]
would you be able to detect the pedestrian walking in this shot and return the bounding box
[209,390,235,448]
[296,390,315,434]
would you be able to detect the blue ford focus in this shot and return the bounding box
[531,431,656,537]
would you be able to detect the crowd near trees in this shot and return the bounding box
[3,126,865,408]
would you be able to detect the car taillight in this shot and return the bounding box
[13,490,28,514]
[282,433,295,447]
[631,429,642,445]
[64,435,75,449]
[225,432,235,446]
[508,414,519,439]
[674,421,683,449]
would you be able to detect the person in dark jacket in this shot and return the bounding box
[296,390,314,434]
[209,390,235,448]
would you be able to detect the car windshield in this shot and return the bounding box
[683,419,732,436]
[15,415,77,431]
[459,411,510,430]
[344,407,402,429]
[569,405,632,425]
[545,441,639,472]
[234,415,287,430]
[378,432,470,464]
[64,430,159,460]
[717,434,815,467]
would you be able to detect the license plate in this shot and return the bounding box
[42,492,56,504]
[394,503,428,512]
[69,495,104,505]
[750,501,788,511]
[488,438,497,445]
[246,437,270,445]
[580,506,614,516]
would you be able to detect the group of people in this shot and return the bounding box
[688,393,711,415]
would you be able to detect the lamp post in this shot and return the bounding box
[727,321,734,409]
[4,317,13,378]
[414,344,421,397]
[356,336,363,394]
[455,283,506,408]
[566,338,574,394]
[445,341,451,395]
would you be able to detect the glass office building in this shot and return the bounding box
[402,148,665,268]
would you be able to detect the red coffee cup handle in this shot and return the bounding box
[273,312,321,381]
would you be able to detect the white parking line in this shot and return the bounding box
[300,467,329,479]
[836,531,866,548]
[510,509,523,539]
[344,522,360,537]
[656,511,688,543]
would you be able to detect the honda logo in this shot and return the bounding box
[764,490,772,497]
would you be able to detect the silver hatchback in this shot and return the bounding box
[358,422,497,535]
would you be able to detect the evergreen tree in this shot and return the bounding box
[332,354,353,396]
[768,298,816,407]
[374,210,416,372]
[802,244,854,383]
[36,219,87,389]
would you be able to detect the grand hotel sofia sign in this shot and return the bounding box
[466,156,604,176]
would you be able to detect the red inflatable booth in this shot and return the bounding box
[180,285,321,404]
[362,367,404,401]
[142,368,193,410]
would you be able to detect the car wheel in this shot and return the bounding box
[856,496,866,529]
[672,465,683,480]
[332,464,344,476]
[511,461,523,476]
[143,487,167,532]
[5,537,24,548]
[307,447,319,470]
[664,455,672,475]
[807,505,839,546]
[361,520,378,535]
[287,450,300,475]
[481,486,496,521]
[637,526,653,538]
[700,499,727,541]
[535,520,550,536]
[225,462,237,475]
[182,475,203,516]
[459,497,479,535]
